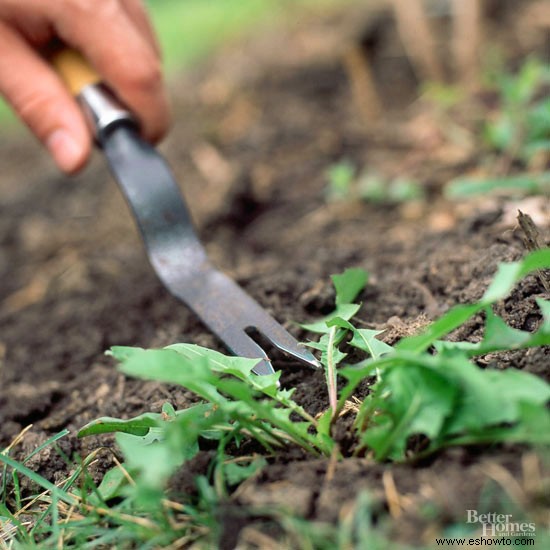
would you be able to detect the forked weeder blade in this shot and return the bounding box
[252,358,276,377]
[287,346,322,370]
[256,325,322,370]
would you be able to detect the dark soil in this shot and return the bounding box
[0,2,548,547]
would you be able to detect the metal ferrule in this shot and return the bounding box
[77,84,136,142]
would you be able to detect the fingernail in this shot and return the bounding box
[46,129,84,173]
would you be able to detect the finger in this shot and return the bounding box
[52,0,170,143]
[120,0,161,57]
[0,21,90,173]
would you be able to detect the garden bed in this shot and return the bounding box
[0,3,548,547]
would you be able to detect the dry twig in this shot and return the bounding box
[452,0,482,87]
[390,0,444,82]
[342,44,383,124]
[383,470,403,519]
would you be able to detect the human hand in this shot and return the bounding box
[0,0,170,173]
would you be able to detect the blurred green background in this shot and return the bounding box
[0,0,348,130]
[146,0,345,70]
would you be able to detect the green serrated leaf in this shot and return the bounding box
[167,343,259,375]
[332,268,368,305]
[111,342,326,456]
[117,348,227,405]
[361,361,459,460]
[301,303,361,334]
[435,300,550,356]
[442,364,550,436]
[167,343,283,397]
[448,402,550,447]
[301,268,367,334]
[311,331,347,366]
[348,338,550,461]
[349,329,394,359]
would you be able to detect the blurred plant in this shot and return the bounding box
[359,173,425,203]
[325,160,356,201]
[326,161,425,204]
[443,58,550,198]
[445,171,550,198]
[421,82,465,110]
[484,57,550,165]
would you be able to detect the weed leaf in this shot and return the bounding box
[95,465,130,502]
[332,268,368,306]
[301,303,361,333]
[355,349,550,460]
[445,173,550,198]
[78,404,213,438]
[397,249,550,353]
[360,358,460,460]
[301,268,367,333]
[349,328,394,359]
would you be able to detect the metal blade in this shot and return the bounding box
[100,125,320,375]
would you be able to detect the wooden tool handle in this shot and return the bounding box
[50,49,101,96]
[49,47,135,141]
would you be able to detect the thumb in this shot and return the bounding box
[0,23,90,173]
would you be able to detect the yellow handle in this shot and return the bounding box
[50,49,101,96]
[48,45,134,139]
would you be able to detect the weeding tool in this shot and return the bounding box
[52,49,320,377]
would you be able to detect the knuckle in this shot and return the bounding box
[16,89,51,119]
[14,90,62,136]
[125,56,162,92]
[66,0,121,18]
[145,102,170,142]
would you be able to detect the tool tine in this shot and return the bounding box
[222,330,276,377]
[249,320,322,370]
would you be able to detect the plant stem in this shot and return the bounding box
[326,326,338,420]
